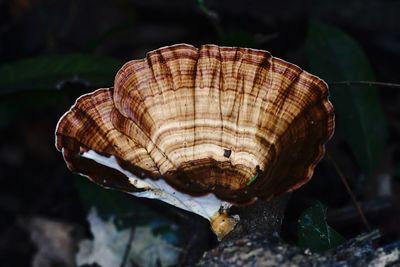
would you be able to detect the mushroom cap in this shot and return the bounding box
[56,44,334,204]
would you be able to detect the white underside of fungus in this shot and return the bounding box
[81,150,232,221]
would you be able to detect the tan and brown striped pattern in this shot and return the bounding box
[55,44,334,203]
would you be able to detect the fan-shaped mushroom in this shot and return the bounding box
[55,44,334,240]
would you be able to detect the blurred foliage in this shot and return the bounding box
[306,20,388,177]
[76,176,181,252]
[0,12,391,256]
[0,51,179,243]
[298,201,346,253]
[75,175,178,240]
[395,162,400,182]
[84,19,137,53]
[221,30,257,47]
[195,0,209,14]
[0,2,398,265]
[76,208,180,267]
[74,175,136,217]
[0,54,123,92]
[0,54,123,127]
[0,90,65,127]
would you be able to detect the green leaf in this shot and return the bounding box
[298,201,345,252]
[246,173,259,186]
[0,53,124,93]
[306,20,387,176]
[246,165,262,186]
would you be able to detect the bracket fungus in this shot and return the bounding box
[55,44,334,240]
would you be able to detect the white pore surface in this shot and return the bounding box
[81,150,230,220]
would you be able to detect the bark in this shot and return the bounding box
[197,194,400,266]
[224,194,289,241]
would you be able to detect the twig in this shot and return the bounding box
[327,197,392,226]
[120,225,136,267]
[329,81,400,88]
[326,153,371,231]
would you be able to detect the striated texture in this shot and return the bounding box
[56,44,334,204]
[197,230,400,267]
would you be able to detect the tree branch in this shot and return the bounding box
[329,81,400,88]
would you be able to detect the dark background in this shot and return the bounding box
[1,0,400,266]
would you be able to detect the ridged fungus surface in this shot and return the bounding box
[56,44,334,205]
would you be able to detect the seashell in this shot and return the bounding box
[55,44,334,239]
